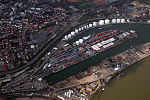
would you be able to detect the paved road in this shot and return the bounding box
[0,17,148,77]
[0,19,79,77]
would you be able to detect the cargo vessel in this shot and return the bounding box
[37,30,137,78]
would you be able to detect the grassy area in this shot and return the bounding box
[79,3,94,10]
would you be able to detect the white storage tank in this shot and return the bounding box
[121,19,125,23]
[68,34,71,38]
[71,31,75,36]
[117,19,121,23]
[36,8,41,11]
[76,41,80,45]
[75,29,79,33]
[65,35,68,40]
[105,19,110,24]
[112,19,117,23]
[79,28,82,31]
[83,37,87,40]
[99,20,104,25]
[84,25,87,29]
[89,24,93,27]
[79,39,83,44]
[93,22,97,26]
[81,27,84,30]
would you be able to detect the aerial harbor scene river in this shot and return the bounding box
[42,23,150,100]
[91,56,150,100]
[1,0,150,100]
[2,23,150,100]
[44,23,150,84]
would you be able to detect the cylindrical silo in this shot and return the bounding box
[81,27,84,30]
[71,31,75,36]
[89,24,93,27]
[79,39,83,44]
[112,19,117,23]
[79,28,82,31]
[121,19,125,23]
[99,20,104,25]
[76,41,80,45]
[105,19,110,24]
[65,35,68,40]
[68,34,71,38]
[93,22,97,26]
[75,29,79,33]
[117,19,121,23]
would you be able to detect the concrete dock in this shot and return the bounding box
[53,42,150,100]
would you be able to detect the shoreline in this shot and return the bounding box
[90,42,150,99]
[43,33,136,78]
[91,42,150,100]
[2,31,150,100]
[53,42,150,100]
[90,51,150,100]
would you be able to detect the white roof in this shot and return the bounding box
[68,34,71,38]
[75,29,79,33]
[71,31,75,35]
[105,19,110,24]
[97,43,103,47]
[117,19,121,23]
[114,67,119,71]
[93,22,97,26]
[121,19,125,23]
[79,28,82,31]
[76,41,80,45]
[99,20,105,25]
[112,19,117,23]
[31,45,35,48]
[89,24,93,27]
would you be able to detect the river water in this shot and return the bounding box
[44,23,150,100]
[7,23,150,100]
[91,56,150,100]
[44,23,150,85]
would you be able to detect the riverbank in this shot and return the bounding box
[52,42,150,100]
